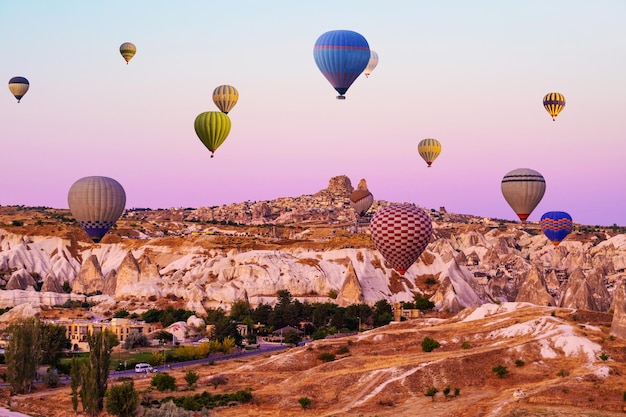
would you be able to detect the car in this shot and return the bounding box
[135,363,153,373]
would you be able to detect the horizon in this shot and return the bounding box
[2,2,626,226]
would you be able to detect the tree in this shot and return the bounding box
[184,370,199,390]
[70,357,81,413]
[151,372,177,392]
[80,329,120,416]
[113,309,130,318]
[39,322,70,368]
[123,332,149,349]
[373,299,393,327]
[413,293,435,311]
[207,374,228,390]
[5,318,42,395]
[229,299,251,321]
[106,380,139,417]
[425,387,439,401]
[282,329,302,346]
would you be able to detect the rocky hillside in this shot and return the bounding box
[5,302,626,417]
[2,175,626,337]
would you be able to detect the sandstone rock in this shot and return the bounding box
[610,278,626,339]
[559,267,611,311]
[336,262,364,306]
[515,266,555,306]
[73,255,104,295]
[6,268,37,290]
[115,251,141,296]
[41,272,62,293]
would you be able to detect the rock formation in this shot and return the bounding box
[72,255,104,295]
[515,266,555,306]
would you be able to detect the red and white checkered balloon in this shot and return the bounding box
[369,203,433,275]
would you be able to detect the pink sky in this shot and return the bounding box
[1,1,626,226]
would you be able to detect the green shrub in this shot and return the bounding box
[298,397,312,410]
[425,387,438,401]
[514,359,525,367]
[336,346,350,355]
[151,372,177,392]
[492,365,509,378]
[599,352,609,361]
[460,341,471,349]
[317,352,336,362]
[421,337,440,352]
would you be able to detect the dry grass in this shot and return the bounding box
[3,306,626,416]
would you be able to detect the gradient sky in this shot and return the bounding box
[1,1,626,226]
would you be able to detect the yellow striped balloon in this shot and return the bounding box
[212,85,239,114]
[543,92,565,121]
[8,76,29,103]
[119,42,136,64]
[194,111,232,158]
[417,138,442,167]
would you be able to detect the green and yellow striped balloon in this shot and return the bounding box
[119,42,136,64]
[212,85,239,114]
[543,92,565,121]
[417,138,442,167]
[194,111,232,158]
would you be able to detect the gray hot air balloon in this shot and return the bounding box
[68,176,126,243]
[501,168,546,222]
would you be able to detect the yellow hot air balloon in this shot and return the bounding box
[212,85,239,114]
[543,92,565,121]
[417,138,441,167]
[119,42,136,64]
[194,111,232,158]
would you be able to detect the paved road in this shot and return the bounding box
[111,342,288,378]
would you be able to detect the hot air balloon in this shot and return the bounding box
[8,76,29,103]
[313,30,370,99]
[364,50,379,78]
[68,176,126,243]
[501,168,546,222]
[417,138,442,167]
[369,203,433,275]
[350,179,374,217]
[119,42,136,64]
[212,85,239,114]
[540,211,573,246]
[543,92,565,121]
[194,111,232,158]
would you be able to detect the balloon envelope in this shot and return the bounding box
[8,76,29,103]
[364,50,379,77]
[417,138,442,167]
[369,203,433,275]
[540,211,573,246]
[212,85,239,114]
[543,92,565,121]
[501,168,546,222]
[119,42,136,64]
[68,176,126,243]
[350,189,374,217]
[313,30,370,99]
[194,111,232,157]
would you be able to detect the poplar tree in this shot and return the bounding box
[79,329,119,416]
[5,318,41,395]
